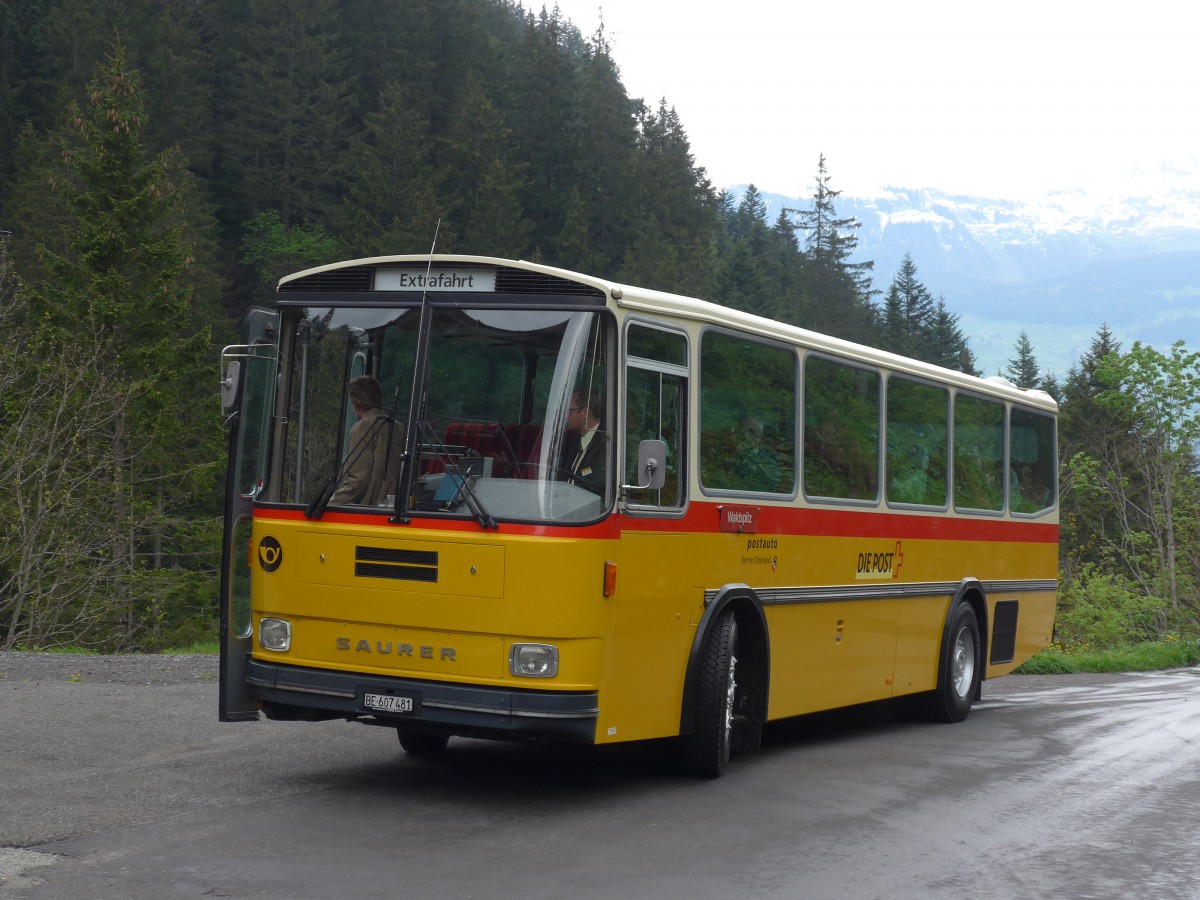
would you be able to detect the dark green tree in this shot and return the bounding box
[461,157,533,257]
[240,210,340,304]
[12,44,220,648]
[334,80,447,258]
[507,6,585,254]
[626,99,717,298]
[566,17,640,274]
[788,154,876,341]
[926,298,978,375]
[1003,330,1041,388]
[882,253,935,357]
[214,0,351,230]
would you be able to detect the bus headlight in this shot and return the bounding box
[510,643,558,678]
[259,618,292,652]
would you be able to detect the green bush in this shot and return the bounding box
[1016,637,1200,674]
[1054,566,1168,649]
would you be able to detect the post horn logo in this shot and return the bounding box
[258,536,283,573]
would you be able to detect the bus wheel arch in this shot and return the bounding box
[680,585,770,776]
[926,581,987,723]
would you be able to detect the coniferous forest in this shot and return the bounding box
[1,0,1198,653]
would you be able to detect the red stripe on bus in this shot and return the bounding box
[253,502,1057,544]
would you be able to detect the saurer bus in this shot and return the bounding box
[219,255,1058,777]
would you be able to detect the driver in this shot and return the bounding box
[564,387,606,494]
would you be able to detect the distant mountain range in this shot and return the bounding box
[755,187,1200,379]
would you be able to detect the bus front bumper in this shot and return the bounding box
[244,658,600,743]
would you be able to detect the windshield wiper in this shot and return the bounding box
[419,421,496,530]
[304,415,392,520]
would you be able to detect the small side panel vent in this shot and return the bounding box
[990,600,1019,664]
[355,546,439,583]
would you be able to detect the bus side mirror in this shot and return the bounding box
[220,357,241,418]
[625,439,667,491]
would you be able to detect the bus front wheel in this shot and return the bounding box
[397,728,450,757]
[925,604,981,723]
[685,610,739,778]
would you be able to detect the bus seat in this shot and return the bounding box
[436,422,515,476]
[505,423,543,478]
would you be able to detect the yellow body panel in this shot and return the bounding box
[253,517,616,689]
[250,505,1057,745]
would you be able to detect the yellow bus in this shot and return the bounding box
[219,254,1057,776]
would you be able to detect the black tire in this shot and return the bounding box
[923,603,981,723]
[397,728,450,757]
[685,610,739,778]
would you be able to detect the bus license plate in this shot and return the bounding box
[363,692,415,714]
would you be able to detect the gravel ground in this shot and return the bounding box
[0,651,217,685]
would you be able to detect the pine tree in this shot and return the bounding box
[788,155,876,341]
[12,44,218,648]
[569,17,640,274]
[334,80,446,258]
[553,186,608,273]
[439,72,530,256]
[1003,331,1041,388]
[215,0,351,230]
[507,6,585,254]
[629,100,717,298]
[927,298,978,375]
[882,254,935,357]
[461,157,533,257]
[1058,325,1131,578]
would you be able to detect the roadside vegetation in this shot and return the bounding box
[1016,639,1200,674]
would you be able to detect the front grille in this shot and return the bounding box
[279,266,373,292]
[355,546,439,583]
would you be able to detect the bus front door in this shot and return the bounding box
[218,309,278,722]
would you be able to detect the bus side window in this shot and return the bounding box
[1009,407,1056,514]
[953,394,1005,512]
[803,355,879,502]
[886,376,948,507]
[625,324,688,508]
[699,330,796,495]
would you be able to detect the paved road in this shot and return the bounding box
[2,653,1199,899]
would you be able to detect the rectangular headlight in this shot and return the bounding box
[510,643,558,678]
[259,617,291,652]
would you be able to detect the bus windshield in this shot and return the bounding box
[279,303,614,525]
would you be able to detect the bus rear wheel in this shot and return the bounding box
[925,604,981,723]
[685,610,739,778]
[397,728,450,758]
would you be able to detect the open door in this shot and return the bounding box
[219,308,278,722]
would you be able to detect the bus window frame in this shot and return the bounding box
[801,350,882,508]
[696,324,800,501]
[1008,404,1058,518]
[950,389,1007,517]
[269,295,620,526]
[883,371,951,512]
[621,317,690,517]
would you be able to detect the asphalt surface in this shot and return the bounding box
[3,652,1199,899]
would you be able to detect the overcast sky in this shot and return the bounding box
[546,0,1199,203]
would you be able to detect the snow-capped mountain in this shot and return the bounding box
[757,186,1200,378]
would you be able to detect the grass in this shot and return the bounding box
[7,642,219,655]
[161,641,219,655]
[1014,639,1200,674]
